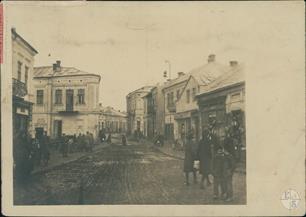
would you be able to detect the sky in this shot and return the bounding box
[6,1,304,111]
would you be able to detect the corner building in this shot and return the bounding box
[32,61,101,138]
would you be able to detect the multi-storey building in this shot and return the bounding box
[32,61,101,138]
[162,72,189,141]
[196,61,245,144]
[12,28,38,137]
[98,105,127,133]
[143,83,165,139]
[126,86,154,136]
[175,54,228,143]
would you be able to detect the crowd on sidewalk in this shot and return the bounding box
[13,130,106,185]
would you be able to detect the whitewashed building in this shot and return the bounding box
[12,28,38,137]
[32,61,101,138]
[98,106,127,133]
[126,86,154,135]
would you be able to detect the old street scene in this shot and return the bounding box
[12,7,246,205]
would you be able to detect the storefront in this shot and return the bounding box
[13,95,33,136]
[175,109,200,143]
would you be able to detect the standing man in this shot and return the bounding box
[198,129,213,189]
[107,132,112,144]
[122,134,127,146]
[61,134,68,157]
[41,131,50,166]
[183,132,197,186]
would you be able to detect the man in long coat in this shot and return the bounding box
[198,129,212,189]
[183,132,198,185]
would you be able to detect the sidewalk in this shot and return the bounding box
[31,140,114,175]
[151,142,246,174]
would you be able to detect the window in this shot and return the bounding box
[192,87,196,101]
[186,89,190,103]
[24,66,29,87]
[170,92,174,105]
[55,89,62,104]
[176,89,180,100]
[36,90,44,105]
[167,93,171,106]
[78,89,85,104]
[17,61,22,81]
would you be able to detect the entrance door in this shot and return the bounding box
[66,89,74,111]
[35,127,44,139]
[54,120,62,138]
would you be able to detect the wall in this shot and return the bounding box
[176,76,200,114]
[12,35,36,103]
[32,73,100,138]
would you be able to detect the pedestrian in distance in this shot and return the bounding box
[67,137,74,154]
[41,131,50,166]
[107,133,112,144]
[85,132,91,152]
[61,134,68,157]
[198,129,213,189]
[183,132,198,186]
[89,133,94,152]
[33,136,42,166]
[122,134,127,146]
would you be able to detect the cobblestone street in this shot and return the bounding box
[14,140,246,205]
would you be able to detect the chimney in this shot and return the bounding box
[229,61,238,67]
[208,54,216,63]
[177,72,185,77]
[53,60,61,72]
[53,63,57,71]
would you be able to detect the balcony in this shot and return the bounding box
[167,103,176,113]
[58,103,78,114]
[12,78,27,97]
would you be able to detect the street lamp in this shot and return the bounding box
[165,60,171,79]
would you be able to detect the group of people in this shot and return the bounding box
[183,128,237,202]
[13,130,50,184]
[59,132,96,157]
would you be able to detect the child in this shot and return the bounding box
[213,142,235,201]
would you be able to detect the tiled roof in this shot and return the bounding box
[198,65,245,96]
[33,66,100,79]
[127,86,154,96]
[100,106,127,117]
[163,61,228,90]
[162,73,190,89]
[190,62,229,86]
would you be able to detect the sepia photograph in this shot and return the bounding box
[1,1,305,216]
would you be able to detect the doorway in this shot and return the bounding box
[35,127,44,139]
[54,120,62,138]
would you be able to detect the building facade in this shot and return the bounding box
[32,61,101,138]
[162,72,189,141]
[196,61,245,146]
[143,83,165,139]
[98,106,127,133]
[126,86,154,136]
[12,28,38,137]
[175,55,229,143]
